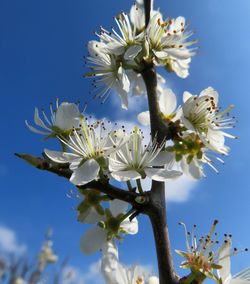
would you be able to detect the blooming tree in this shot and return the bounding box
[17,0,250,283]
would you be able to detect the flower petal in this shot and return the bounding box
[101,241,119,274]
[124,45,142,60]
[54,102,81,130]
[111,170,141,182]
[148,151,174,167]
[109,199,128,216]
[200,87,219,104]
[181,158,204,180]
[217,239,232,283]
[181,117,196,132]
[183,91,193,103]
[148,276,160,284]
[120,217,138,235]
[44,149,79,163]
[78,207,104,224]
[159,88,177,116]
[80,227,107,255]
[70,159,100,186]
[145,168,182,181]
[137,111,150,126]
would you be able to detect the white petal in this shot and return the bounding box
[130,1,145,31]
[101,241,119,274]
[148,276,160,284]
[200,87,219,104]
[109,199,128,216]
[183,91,193,103]
[232,268,250,283]
[153,50,169,60]
[217,239,232,283]
[78,207,104,224]
[159,88,177,116]
[44,149,79,163]
[118,88,129,110]
[230,279,250,284]
[181,116,196,132]
[54,102,81,130]
[205,129,227,154]
[171,59,189,79]
[114,67,130,109]
[120,217,138,235]
[80,227,107,255]
[111,170,141,182]
[124,45,142,60]
[165,48,191,60]
[181,158,204,180]
[148,151,175,167]
[117,66,130,93]
[106,42,125,55]
[70,159,100,186]
[137,111,150,126]
[145,168,182,181]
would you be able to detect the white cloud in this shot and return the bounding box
[141,176,197,203]
[0,225,26,254]
[165,176,198,202]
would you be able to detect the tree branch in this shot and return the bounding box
[141,2,177,278]
[15,153,147,208]
[144,0,151,27]
[141,64,178,284]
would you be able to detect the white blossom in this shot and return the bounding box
[87,41,130,109]
[181,87,237,155]
[13,278,27,284]
[44,118,124,186]
[97,13,144,58]
[217,239,250,284]
[38,240,58,270]
[138,88,180,126]
[25,100,81,137]
[109,127,182,182]
[101,241,159,284]
[147,12,196,78]
[80,200,138,255]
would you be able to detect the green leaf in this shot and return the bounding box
[187,155,194,164]
[77,201,90,213]
[176,153,183,162]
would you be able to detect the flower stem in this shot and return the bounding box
[136,179,144,194]
[126,180,133,192]
[120,207,136,223]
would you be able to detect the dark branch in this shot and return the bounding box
[144,0,152,27]
[141,64,178,284]
[15,153,147,208]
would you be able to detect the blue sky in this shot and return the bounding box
[0,0,250,281]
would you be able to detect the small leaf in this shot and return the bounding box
[77,201,90,213]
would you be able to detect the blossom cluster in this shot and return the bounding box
[138,86,236,179]
[85,0,196,109]
[23,0,242,283]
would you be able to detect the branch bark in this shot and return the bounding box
[144,0,151,27]
[15,153,147,209]
[141,59,177,284]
